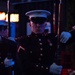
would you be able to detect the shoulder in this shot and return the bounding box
[15,35,31,42]
[0,37,17,49]
[70,30,75,41]
[8,37,16,42]
[70,30,75,36]
[47,33,57,38]
[46,33,58,44]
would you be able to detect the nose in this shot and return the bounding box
[36,23,40,26]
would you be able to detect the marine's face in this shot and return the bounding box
[0,26,8,37]
[29,17,47,34]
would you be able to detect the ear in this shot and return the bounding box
[28,22,31,27]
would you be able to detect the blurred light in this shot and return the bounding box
[6,14,19,22]
[0,12,19,22]
[0,12,6,20]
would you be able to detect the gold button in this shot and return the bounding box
[49,43,53,46]
[30,51,32,53]
[40,54,43,56]
[28,35,30,37]
[35,35,37,37]
[39,39,41,41]
[41,66,43,68]
[46,67,48,69]
[38,58,41,61]
[40,48,43,50]
[36,65,38,67]
[39,43,42,45]
[1,62,3,64]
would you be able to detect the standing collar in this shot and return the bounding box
[31,32,45,37]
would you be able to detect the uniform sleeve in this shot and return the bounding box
[70,30,75,41]
[1,37,17,58]
[0,37,18,75]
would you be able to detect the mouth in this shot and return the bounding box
[36,27,41,30]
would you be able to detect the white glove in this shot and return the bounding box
[50,63,63,74]
[4,57,15,67]
[60,31,72,43]
[69,71,75,75]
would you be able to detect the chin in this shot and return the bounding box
[36,32,43,34]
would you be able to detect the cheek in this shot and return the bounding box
[4,30,8,33]
[30,22,36,28]
[3,30,8,35]
[41,24,46,29]
[30,22,33,27]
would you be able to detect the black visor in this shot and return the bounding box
[30,17,47,24]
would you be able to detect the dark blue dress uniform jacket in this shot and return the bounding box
[60,30,75,69]
[16,32,58,75]
[0,37,17,75]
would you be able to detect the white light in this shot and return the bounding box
[0,12,19,22]
[0,12,6,20]
[6,14,19,22]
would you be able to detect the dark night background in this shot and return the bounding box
[0,0,75,70]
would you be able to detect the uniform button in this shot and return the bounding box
[28,35,30,37]
[36,65,39,67]
[49,43,53,46]
[41,66,44,68]
[35,35,37,37]
[40,48,43,50]
[38,58,41,61]
[40,54,43,56]
[30,51,32,53]
[1,62,3,64]
[39,39,41,41]
[46,67,48,69]
[39,43,42,45]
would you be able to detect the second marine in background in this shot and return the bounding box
[0,20,17,75]
[16,10,75,75]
